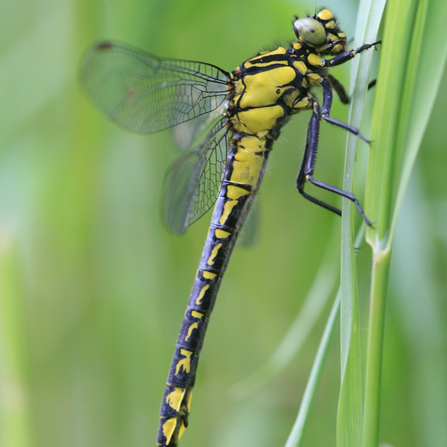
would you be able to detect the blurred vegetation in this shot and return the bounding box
[1,0,446,447]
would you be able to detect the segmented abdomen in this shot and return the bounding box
[157,132,271,447]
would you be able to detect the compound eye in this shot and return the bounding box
[293,17,326,45]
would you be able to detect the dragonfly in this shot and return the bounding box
[80,8,380,447]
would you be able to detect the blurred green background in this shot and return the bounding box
[1,0,447,446]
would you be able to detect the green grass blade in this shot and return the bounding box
[285,290,341,447]
[363,0,447,446]
[365,0,447,245]
[286,226,365,447]
[338,1,385,446]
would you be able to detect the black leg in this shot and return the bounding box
[321,79,333,117]
[321,79,369,143]
[327,74,350,104]
[368,79,377,90]
[323,116,370,143]
[306,175,372,226]
[296,98,372,226]
[328,41,382,67]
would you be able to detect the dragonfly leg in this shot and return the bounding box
[368,79,377,90]
[326,73,377,104]
[327,74,349,104]
[321,79,370,143]
[327,41,382,67]
[305,175,372,226]
[296,97,372,226]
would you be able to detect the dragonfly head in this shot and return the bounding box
[293,9,348,55]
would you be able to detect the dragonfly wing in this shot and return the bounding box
[172,102,227,151]
[162,118,229,234]
[80,41,231,134]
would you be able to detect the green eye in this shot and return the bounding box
[293,18,326,45]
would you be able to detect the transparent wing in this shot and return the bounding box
[80,41,231,134]
[172,103,227,151]
[162,118,229,234]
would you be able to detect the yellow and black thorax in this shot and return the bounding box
[226,8,349,141]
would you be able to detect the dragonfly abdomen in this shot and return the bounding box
[158,132,270,446]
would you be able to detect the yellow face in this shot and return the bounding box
[293,9,348,55]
